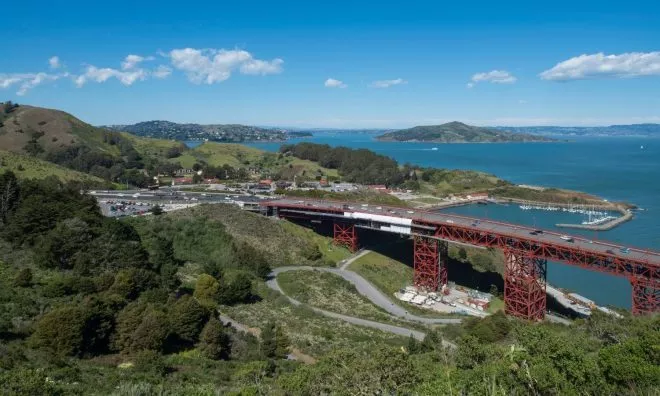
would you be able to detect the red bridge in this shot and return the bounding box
[261,198,660,319]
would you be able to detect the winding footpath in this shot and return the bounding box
[266,250,460,346]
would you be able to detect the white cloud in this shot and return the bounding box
[370,78,406,88]
[168,48,283,84]
[469,70,517,87]
[49,56,61,69]
[0,72,64,95]
[540,52,660,81]
[240,58,284,75]
[324,78,347,88]
[152,65,172,79]
[518,99,528,104]
[121,54,154,70]
[17,73,63,96]
[74,66,148,87]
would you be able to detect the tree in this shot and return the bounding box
[220,273,253,305]
[108,268,158,300]
[150,204,163,215]
[13,268,32,287]
[0,171,19,225]
[35,218,93,270]
[194,274,220,306]
[407,334,421,354]
[29,306,88,356]
[261,322,289,359]
[130,309,169,352]
[169,295,209,345]
[198,316,230,360]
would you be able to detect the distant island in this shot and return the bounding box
[492,124,660,137]
[102,120,311,143]
[376,121,555,143]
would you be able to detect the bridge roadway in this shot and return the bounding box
[262,198,660,284]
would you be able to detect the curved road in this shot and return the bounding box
[269,266,462,326]
[266,254,460,346]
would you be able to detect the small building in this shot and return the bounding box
[367,184,389,192]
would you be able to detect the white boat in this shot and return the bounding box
[431,147,439,151]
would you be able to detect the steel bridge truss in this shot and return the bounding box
[333,222,358,252]
[413,236,448,292]
[631,277,660,315]
[504,249,547,321]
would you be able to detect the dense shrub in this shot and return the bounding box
[198,316,230,360]
[168,295,209,344]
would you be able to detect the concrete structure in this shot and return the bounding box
[261,198,660,319]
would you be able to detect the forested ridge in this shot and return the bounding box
[0,170,658,395]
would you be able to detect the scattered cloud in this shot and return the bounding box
[370,78,406,88]
[240,58,284,75]
[17,73,63,96]
[121,54,154,70]
[324,78,347,88]
[49,56,61,69]
[1,49,283,95]
[468,70,517,87]
[74,66,148,87]
[152,65,172,79]
[540,52,660,81]
[1,72,65,96]
[168,48,283,84]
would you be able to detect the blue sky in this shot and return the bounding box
[1,0,660,128]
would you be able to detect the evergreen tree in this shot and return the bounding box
[0,170,19,225]
[407,334,420,354]
[169,295,209,344]
[261,322,289,359]
[198,316,230,360]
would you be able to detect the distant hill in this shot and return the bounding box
[492,124,660,137]
[0,102,334,187]
[103,120,292,142]
[376,121,554,143]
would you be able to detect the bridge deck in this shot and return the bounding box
[264,198,660,270]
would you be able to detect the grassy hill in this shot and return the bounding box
[377,121,553,143]
[0,150,110,185]
[0,103,339,187]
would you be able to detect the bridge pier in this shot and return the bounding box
[504,249,547,321]
[333,222,357,252]
[413,236,448,292]
[631,277,660,315]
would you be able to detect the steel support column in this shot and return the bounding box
[413,236,448,292]
[631,277,660,315]
[504,249,547,321]
[333,222,357,252]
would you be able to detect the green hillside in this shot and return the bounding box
[0,150,109,185]
[377,121,553,143]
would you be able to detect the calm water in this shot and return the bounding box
[246,133,660,309]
